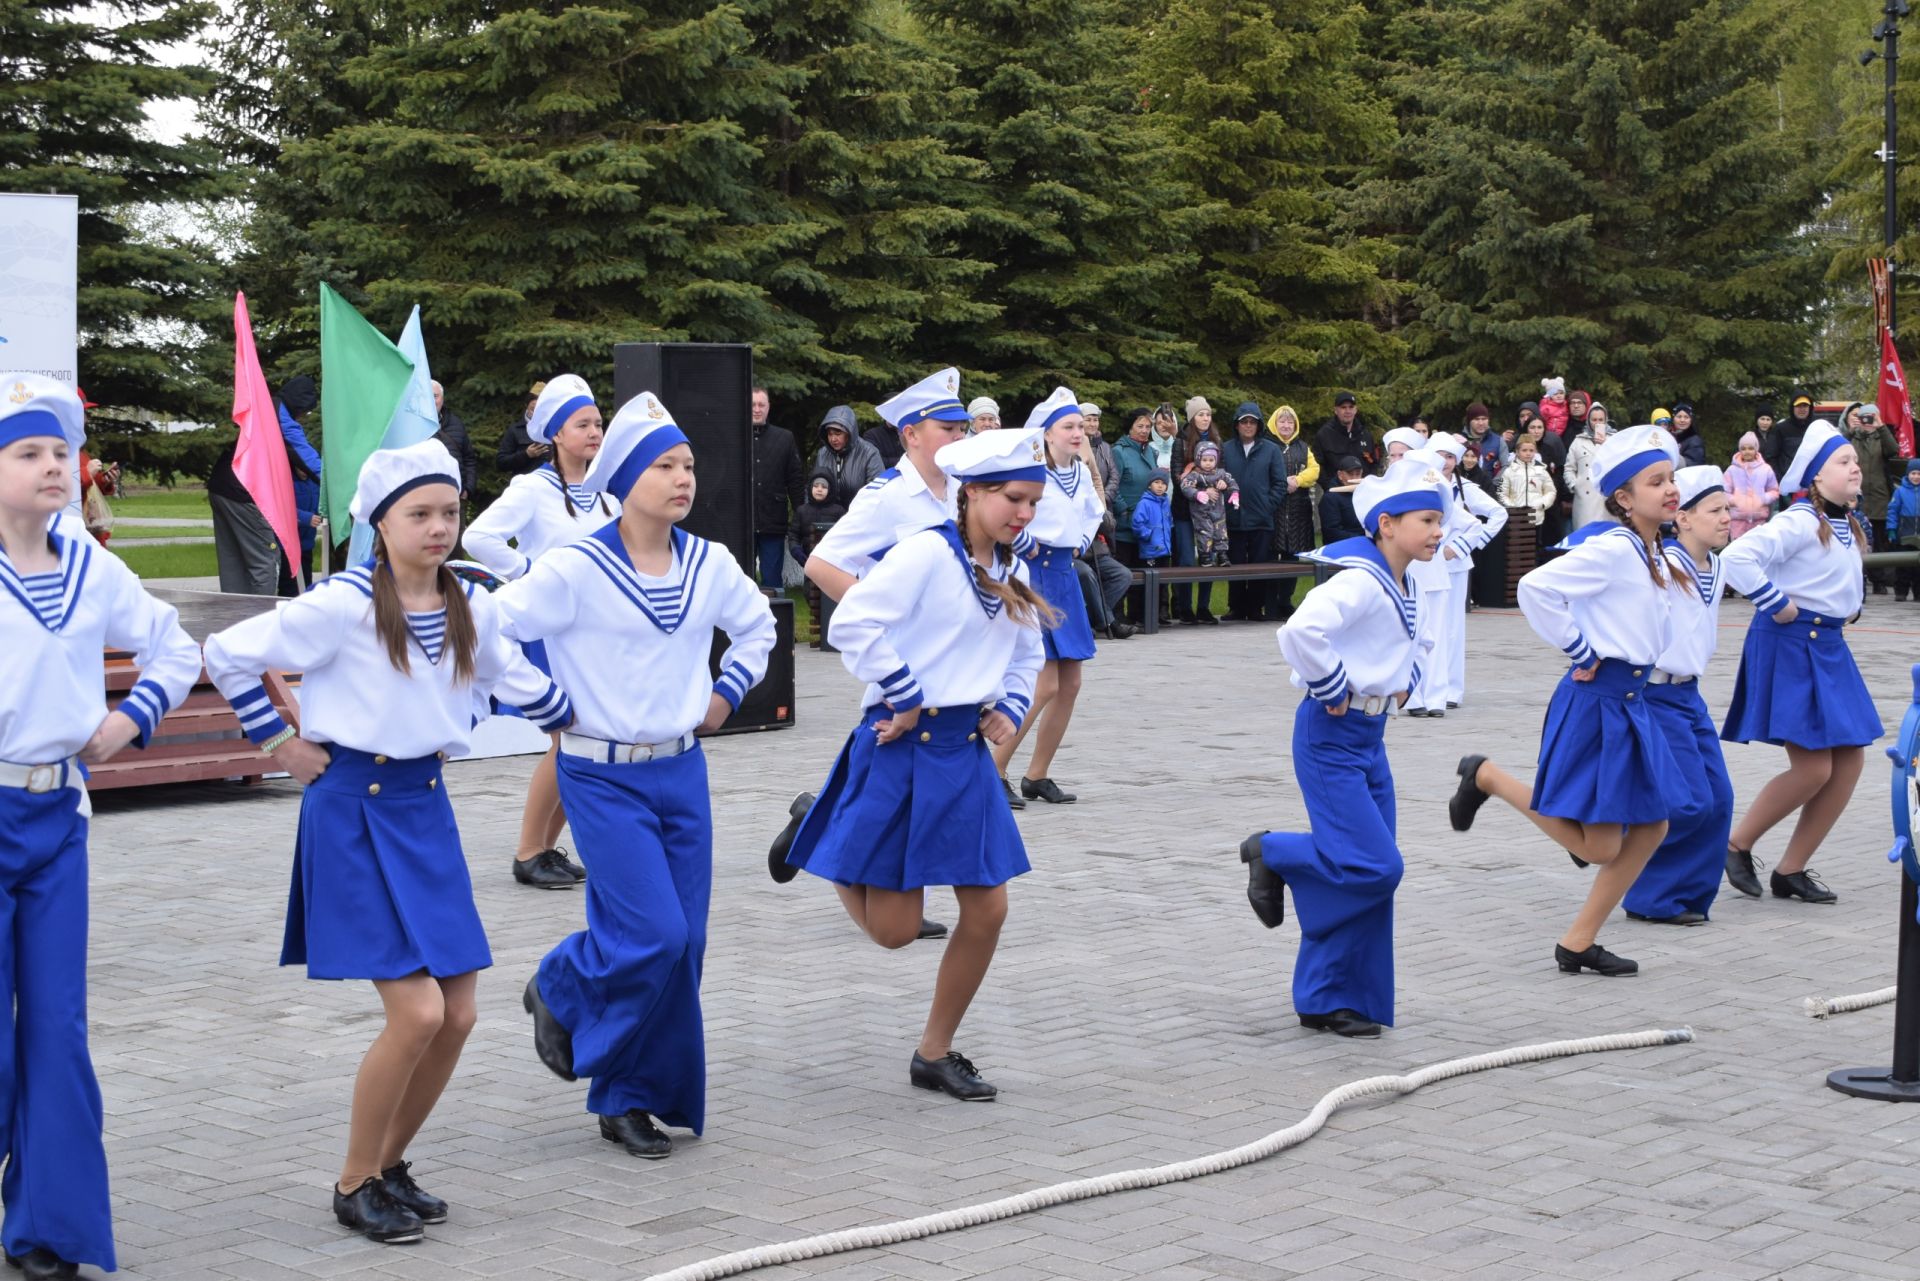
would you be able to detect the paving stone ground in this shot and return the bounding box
[83,594,1920,1280]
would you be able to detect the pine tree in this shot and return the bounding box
[1134,0,1400,415]
[1356,0,1825,449]
[0,0,227,432]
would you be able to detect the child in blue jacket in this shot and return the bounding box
[1132,469,1173,563]
[1889,457,1920,600]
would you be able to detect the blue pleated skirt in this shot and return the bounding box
[1033,544,1097,662]
[1721,612,1883,749]
[787,704,1031,891]
[285,747,491,981]
[1530,659,1689,825]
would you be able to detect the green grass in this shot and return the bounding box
[114,487,214,519]
[107,525,211,541]
[114,541,219,580]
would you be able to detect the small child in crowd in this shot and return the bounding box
[1132,469,1173,565]
[1317,456,1368,544]
[1498,435,1556,526]
[1888,457,1920,601]
[1181,443,1237,567]
[791,469,846,564]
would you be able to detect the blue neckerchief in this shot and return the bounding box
[1662,538,1719,606]
[576,521,708,633]
[1788,497,1855,547]
[1320,535,1416,639]
[0,528,89,633]
[933,522,1013,619]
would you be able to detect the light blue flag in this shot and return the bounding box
[348,306,438,565]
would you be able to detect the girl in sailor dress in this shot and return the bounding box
[1719,421,1881,905]
[203,440,573,1245]
[989,388,1103,806]
[1621,465,1737,926]
[1449,425,1692,978]
[1406,434,1505,717]
[780,427,1051,1100]
[496,392,776,1161]
[464,374,611,890]
[1238,456,1448,1039]
[0,376,200,1279]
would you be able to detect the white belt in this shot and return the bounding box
[559,732,696,764]
[1352,694,1393,717]
[1646,670,1696,686]
[0,758,78,793]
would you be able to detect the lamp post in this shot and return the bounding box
[1865,0,1911,335]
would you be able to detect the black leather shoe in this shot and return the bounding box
[1178,615,1202,626]
[1405,707,1429,718]
[1449,755,1490,832]
[910,1050,997,1100]
[1001,777,1027,810]
[1107,622,1137,640]
[1569,850,1590,869]
[1020,776,1076,804]
[554,847,587,881]
[917,916,948,940]
[768,791,813,884]
[599,1110,672,1159]
[522,975,576,1081]
[1299,1009,1382,1038]
[1426,709,1445,718]
[1772,869,1838,903]
[1239,833,1285,928]
[512,848,579,889]
[379,1161,447,1225]
[333,1177,424,1244]
[1626,910,1707,926]
[4,1250,77,1280]
[1197,613,1219,625]
[1726,846,1763,898]
[1555,943,1638,976]
[1446,701,1460,709]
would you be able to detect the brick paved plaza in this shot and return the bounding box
[83,596,1920,1280]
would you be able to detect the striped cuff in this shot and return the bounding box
[1406,664,1422,695]
[1561,636,1597,669]
[228,683,291,746]
[1012,529,1038,558]
[119,677,173,748]
[1305,664,1349,705]
[713,660,753,712]
[877,665,924,712]
[519,682,573,732]
[994,692,1032,729]
[1748,580,1788,614]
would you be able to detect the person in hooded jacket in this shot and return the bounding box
[1266,405,1320,569]
[1221,402,1291,623]
[1669,402,1708,468]
[812,406,884,505]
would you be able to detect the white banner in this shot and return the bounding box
[0,193,79,386]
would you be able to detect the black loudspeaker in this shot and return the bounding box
[704,595,795,735]
[612,342,755,574]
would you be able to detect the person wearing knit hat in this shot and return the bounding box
[1132,466,1173,562]
[1725,430,1779,542]
[1718,420,1880,905]
[0,373,203,1276]
[967,396,1000,435]
[1449,424,1688,979]
[1538,379,1569,437]
[1181,440,1237,568]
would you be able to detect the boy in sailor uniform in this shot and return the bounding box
[1404,433,1505,717]
[500,392,776,1161]
[1622,465,1735,926]
[204,439,572,1246]
[1450,425,1690,978]
[990,388,1104,806]
[465,374,613,890]
[777,427,1050,1099]
[1720,420,1881,905]
[1237,456,1448,1039]
[0,376,200,1280]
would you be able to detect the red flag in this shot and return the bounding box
[1880,329,1915,458]
[231,293,301,577]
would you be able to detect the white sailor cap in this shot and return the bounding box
[1594,424,1680,497]
[877,368,970,430]
[584,389,690,500]
[1425,431,1466,460]
[1022,386,1082,434]
[1779,420,1849,493]
[1382,426,1424,455]
[1355,454,1453,534]
[529,374,597,445]
[1674,464,1726,510]
[935,425,1047,484]
[350,438,461,525]
[0,374,83,453]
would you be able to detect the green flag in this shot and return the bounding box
[318,282,415,534]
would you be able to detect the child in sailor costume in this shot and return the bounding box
[1405,433,1506,717]
[0,376,200,1279]
[465,374,611,890]
[1720,420,1881,905]
[1619,465,1736,927]
[203,439,572,1246]
[1237,456,1447,1040]
[989,388,1104,806]
[779,427,1050,1100]
[1450,425,1692,978]
[499,392,776,1161]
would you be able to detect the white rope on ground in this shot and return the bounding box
[1805,986,1897,1019]
[643,1026,1695,1281]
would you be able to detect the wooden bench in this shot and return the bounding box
[1126,562,1318,634]
[91,656,302,791]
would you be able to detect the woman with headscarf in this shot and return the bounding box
[1565,403,1613,530]
[1265,406,1320,619]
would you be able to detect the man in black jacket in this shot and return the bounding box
[431,380,479,495]
[1311,391,1379,482]
[752,386,805,588]
[1770,393,1816,483]
[497,380,551,477]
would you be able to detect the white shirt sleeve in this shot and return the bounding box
[827,534,938,710]
[97,556,204,747]
[202,583,358,744]
[464,477,542,580]
[1451,482,1508,555]
[810,482,895,576]
[1278,572,1367,705]
[469,589,572,730]
[1516,539,1620,668]
[492,551,582,644]
[1719,507,1805,615]
[709,554,779,712]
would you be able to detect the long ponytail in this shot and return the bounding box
[956,487,1063,631]
[371,536,480,684]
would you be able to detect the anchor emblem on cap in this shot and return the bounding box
[647,396,664,419]
[1422,468,1442,484]
[1031,439,1044,461]
[7,382,28,406]
[947,373,957,392]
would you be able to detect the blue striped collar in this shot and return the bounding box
[1319,535,1416,639]
[537,463,609,514]
[1048,462,1083,498]
[576,521,708,634]
[1788,497,1855,547]
[1662,539,1720,607]
[933,522,1014,619]
[0,529,90,633]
